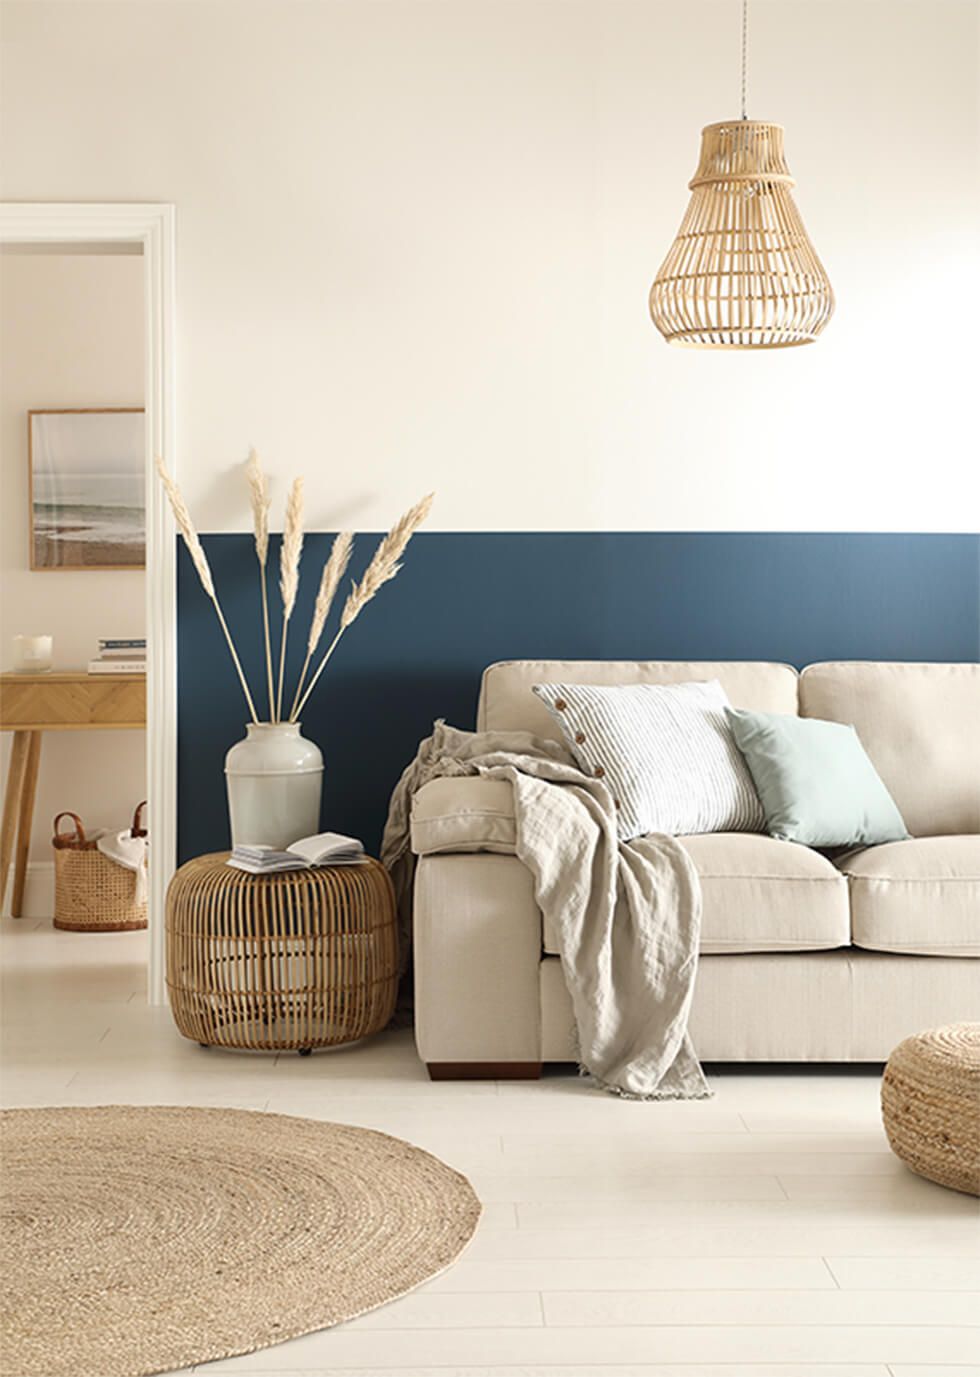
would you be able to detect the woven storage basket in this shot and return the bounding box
[881,1023,980,1197]
[52,804,148,932]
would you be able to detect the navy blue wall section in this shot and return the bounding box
[178,533,980,860]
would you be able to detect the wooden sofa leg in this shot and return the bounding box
[427,1061,542,1081]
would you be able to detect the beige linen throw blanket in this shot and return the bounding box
[383,722,711,1100]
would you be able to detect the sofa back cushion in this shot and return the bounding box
[478,661,799,739]
[799,662,980,837]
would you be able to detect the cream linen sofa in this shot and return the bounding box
[410,661,980,1077]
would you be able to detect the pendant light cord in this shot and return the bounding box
[740,0,748,119]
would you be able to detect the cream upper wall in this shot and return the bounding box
[0,251,145,858]
[1,0,978,533]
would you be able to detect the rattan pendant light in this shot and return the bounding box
[649,1,834,349]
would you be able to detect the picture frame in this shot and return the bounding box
[28,408,146,571]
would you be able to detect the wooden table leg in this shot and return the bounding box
[1,732,30,915]
[11,732,41,918]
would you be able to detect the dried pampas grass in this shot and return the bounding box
[159,452,433,733]
[293,492,433,720]
[340,492,434,630]
[156,457,215,599]
[245,450,275,719]
[309,531,354,652]
[245,449,270,566]
[156,457,259,723]
[289,530,353,721]
[279,478,305,618]
[275,477,305,722]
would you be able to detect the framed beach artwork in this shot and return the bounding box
[29,408,145,570]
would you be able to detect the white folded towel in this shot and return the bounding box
[97,830,148,905]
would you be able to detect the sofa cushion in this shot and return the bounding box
[540,832,848,956]
[838,837,980,957]
[411,777,517,856]
[799,662,980,838]
[674,833,850,956]
[479,660,799,739]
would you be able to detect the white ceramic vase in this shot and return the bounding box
[224,722,323,850]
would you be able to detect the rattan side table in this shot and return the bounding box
[165,852,398,1053]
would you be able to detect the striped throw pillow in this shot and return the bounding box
[532,679,765,840]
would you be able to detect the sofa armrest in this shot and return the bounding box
[414,852,542,1072]
[411,776,516,856]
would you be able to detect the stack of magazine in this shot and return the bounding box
[88,638,147,675]
[228,831,365,874]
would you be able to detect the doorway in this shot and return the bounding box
[0,205,176,1003]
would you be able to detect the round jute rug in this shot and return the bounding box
[0,1105,481,1377]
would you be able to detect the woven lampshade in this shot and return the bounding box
[649,120,834,349]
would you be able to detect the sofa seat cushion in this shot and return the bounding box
[411,777,517,857]
[838,837,980,957]
[540,831,847,956]
[674,833,850,957]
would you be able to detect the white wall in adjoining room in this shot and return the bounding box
[0,250,146,872]
[0,0,977,538]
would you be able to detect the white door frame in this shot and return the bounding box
[0,203,176,1003]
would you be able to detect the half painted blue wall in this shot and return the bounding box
[178,533,980,860]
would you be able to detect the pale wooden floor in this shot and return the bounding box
[1,915,978,1377]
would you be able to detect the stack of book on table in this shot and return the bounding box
[228,832,365,874]
[88,638,147,675]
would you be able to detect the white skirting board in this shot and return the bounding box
[2,862,54,919]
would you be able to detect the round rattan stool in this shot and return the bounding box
[881,1023,980,1197]
[165,853,398,1053]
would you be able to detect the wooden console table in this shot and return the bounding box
[0,672,146,918]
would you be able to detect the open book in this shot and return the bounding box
[227,831,365,874]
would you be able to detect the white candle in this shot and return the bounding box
[12,635,53,673]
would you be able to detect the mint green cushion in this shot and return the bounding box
[727,709,909,847]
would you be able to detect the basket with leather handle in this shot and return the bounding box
[52,803,148,932]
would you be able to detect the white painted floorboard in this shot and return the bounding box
[1,917,977,1377]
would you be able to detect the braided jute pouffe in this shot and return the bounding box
[881,1022,980,1197]
[0,1105,482,1377]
